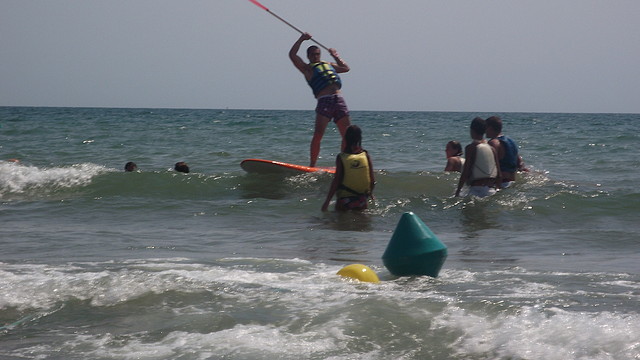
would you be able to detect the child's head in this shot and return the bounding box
[124,162,137,172]
[485,116,502,138]
[344,125,362,152]
[485,116,502,131]
[446,141,463,157]
[174,162,190,173]
[470,117,486,137]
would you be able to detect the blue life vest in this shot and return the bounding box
[498,135,519,172]
[307,62,342,96]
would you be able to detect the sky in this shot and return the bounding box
[2,0,639,113]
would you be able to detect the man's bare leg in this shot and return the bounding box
[335,115,351,151]
[310,114,331,167]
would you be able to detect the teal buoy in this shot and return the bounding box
[382,212,447,277]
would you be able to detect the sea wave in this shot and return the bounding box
[4,161,639,225]
[0,162,110,200]
[1,259,638,359]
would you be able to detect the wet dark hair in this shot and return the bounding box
[307,45,320,57]
[485,116,503,133]
[174,162,189,173]
[124,162,137,172]
[344,125,362,153]
[447,141,463,156]
[470,117,486,135]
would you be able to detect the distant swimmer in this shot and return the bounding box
[456,117,501,198]
[444,140,465,172]
[485,116,528,188]
[124,162,137,172]
[289,32,351,167]
[322,125,375,211]
[174,162,189,173]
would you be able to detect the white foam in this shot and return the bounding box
[24,323,351,360]
[2,260,638,359]
[0,162,110,197]
[0,259,357,311]
[432,305,640,360]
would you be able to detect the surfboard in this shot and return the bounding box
[240,159,335,175]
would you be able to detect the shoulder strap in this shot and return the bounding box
[338,184,366,196]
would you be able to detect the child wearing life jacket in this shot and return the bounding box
[321,125,375,211]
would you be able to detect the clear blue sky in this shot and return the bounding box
[2,0,639,113]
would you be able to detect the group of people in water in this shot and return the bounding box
[120,34,525,213]
[318,115,525,212]
[7,34,525,214]
[288,33,526,211]
[452,116,527,198]
[124,161,190,173]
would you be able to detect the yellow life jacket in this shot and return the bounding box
[337,151,371,199]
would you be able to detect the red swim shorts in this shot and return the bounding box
[336,195,369,210]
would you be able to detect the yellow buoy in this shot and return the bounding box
[337,264,380,283]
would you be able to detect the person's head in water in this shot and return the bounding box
[174,162,189,173]
[344,125,362,153]
[446,141,463,157]
[124,162,137,172]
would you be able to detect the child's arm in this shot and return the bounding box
[456,144,474,196]
[366,151,375,200]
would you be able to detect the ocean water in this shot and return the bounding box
[1,107,639,359]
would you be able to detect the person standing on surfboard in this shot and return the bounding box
[289,32,351,167]
[322,125,375,211]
